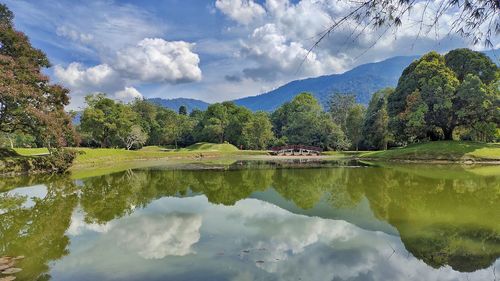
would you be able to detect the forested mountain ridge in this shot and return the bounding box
[147,98,210,112]
[144,50,498,113]
[234,55,419,111]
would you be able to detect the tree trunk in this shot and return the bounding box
[443,127,454,140]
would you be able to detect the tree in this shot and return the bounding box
[125,125,148,150]
[454,74,499,142]
[362,88,393,150]
[131,99,158,142]
[389,52,459,142]
[311,0,498,54]
[80,94,138,148]
[224,102,252,147]
[272,93,349,150]
[327,93,356,133]
[242,111,274,150]
[200,103,229,143]
[0,4,77,148]
[178,105,187,115]
[345,104,365,151]
[388,49,499,143]
[444,48,498,84]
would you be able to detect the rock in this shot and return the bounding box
[12,257,23,261]
[1,268,21,275]
[0,276,16,281]
[0,265,11,272]
[0,258,11,265]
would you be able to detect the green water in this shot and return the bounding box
[0,160,499,281]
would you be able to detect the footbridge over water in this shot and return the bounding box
[270,145,322,156]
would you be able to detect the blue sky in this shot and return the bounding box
[3,0,496,109]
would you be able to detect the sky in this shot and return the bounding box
[3,0,498,109]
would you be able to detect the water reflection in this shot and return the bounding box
[0,161,499,280]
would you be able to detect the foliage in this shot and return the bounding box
[80,94,138,148]
[345,104,366,150]
[388,49,499,143]
[242,111,274,150]
[125,125,148,150]
[0,148,76,175]
[178,105,187,115]
[0,4,77,147]
[272,93,349,150]
[361,88,393,150]
[327,93,356,133]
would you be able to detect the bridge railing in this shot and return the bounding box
[270,145,323,152]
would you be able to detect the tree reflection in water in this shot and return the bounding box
[0,161,499,280]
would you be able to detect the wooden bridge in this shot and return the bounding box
[270,145,322,156]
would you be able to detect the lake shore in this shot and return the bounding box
[2,141,499,178]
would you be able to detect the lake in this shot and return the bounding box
[1,160,499,281]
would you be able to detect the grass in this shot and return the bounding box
[71,142,266,169]
[14,147,49,156]
[180,142,240,152]
[360,141,500,161]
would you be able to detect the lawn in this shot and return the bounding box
[71,142,266,168]
[14,147,50,156]
[360,141,500,161]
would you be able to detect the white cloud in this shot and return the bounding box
[54,63,122,92]
[54,38,202,108]
[114,38,202,83]
[241,23,340,80]
[215,0,266,25]
[56,26,94,44]
[114,87,143,103]
[114,213,202,259]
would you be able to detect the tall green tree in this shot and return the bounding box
[389,52,459,142]
[178,105,187,115]
[389,49,499,143]
[327,93,356,133]
[80,94,138,148]
[272,93,349,150]
[345,104,366,151]
[0,4,77,147]
[200,103,229,143]
[362,88,393,150]
[131,99,158,142]
[242,111,274,150]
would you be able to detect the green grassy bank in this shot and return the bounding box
[359,141,500,162]
[3,141,499,177]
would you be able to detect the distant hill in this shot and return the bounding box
[233,49,499,111]
[147,98,210,112]
[233,55,419,111]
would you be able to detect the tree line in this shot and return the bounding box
[1,1,498,151]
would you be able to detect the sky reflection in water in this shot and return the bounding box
[1,161,499,281]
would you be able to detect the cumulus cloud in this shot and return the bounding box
[216,0,478,84]
[114,213,202,259]
[215,0,266,25]
[54,63,123,92]
[114,87,143,103]
[54,38,202,107]
[114,38,202,83]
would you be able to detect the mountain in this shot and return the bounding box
[234,49,499,112]
[233,55,419,111]
[146,50,498,113]
[147,98,210,112]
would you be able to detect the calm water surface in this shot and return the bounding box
[1,160,499,281]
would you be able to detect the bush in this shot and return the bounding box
[0,149,76,176]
